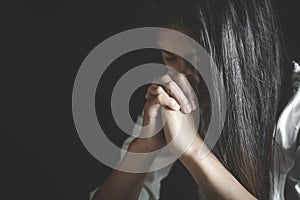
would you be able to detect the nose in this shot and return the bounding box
[177,57,195,76]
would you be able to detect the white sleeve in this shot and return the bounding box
[272,61,300,199]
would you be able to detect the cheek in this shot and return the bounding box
[162,58,179,70]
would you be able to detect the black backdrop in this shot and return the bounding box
[2,0,299,200]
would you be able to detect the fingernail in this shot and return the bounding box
[171,100,180,110]
[186,104,192,113]
[191,100,197,110]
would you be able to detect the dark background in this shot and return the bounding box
[2,0,299,199]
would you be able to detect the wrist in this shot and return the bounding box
[115,139,159,171]
[128,138,148,153]
[128,138,161,154]
[180,137,209,163]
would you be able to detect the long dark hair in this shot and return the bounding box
[144,0,287,199]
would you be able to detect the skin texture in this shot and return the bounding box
[93,29,257,200]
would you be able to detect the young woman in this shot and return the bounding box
[92,0,300,199]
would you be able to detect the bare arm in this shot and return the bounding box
[179,144,257,200]
[93,83,177,200]
[92,140,156,200]
[157,70,258,199]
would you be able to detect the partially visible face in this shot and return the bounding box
[157,28,197,77]
[157,26,211,132]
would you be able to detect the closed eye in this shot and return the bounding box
[162,50,178,62]
[165,55,177,62]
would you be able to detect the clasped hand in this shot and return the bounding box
[131,71,204,158]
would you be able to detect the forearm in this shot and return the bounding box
[180,145,257,200]
[93,140,156,200]
[93,170,148,200]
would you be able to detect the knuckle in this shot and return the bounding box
[157,93,165,103]
[181,98,189,106]
[146,85,152,93]
[178,73,186,80]
[175,73,186,82]
[156,86,163,94]
[161,74,171,80]
[166,80,176,89]
[166,81,180,99]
